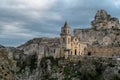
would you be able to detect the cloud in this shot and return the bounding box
[0,0,58,20]
[112,0,120,8]
[0,0,120,46]
[1,0,56,10]
[0,22,40,39]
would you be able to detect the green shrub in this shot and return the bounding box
[64,67,71,75]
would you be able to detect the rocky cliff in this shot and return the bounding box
[0,49,14,80]
[91,9,120,30]
[74,29,120,47]
[18,37,60,60]
[39,57,120,80]
[74,10,120,47]
[0,49,120,80]
[0,47,39,80]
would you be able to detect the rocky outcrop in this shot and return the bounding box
[0,47,38,80]
[0,49,15,80]
[18,37,61,60]
[91,9,120,30]
[74,9,120,47]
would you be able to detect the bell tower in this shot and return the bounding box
[60,21,71,59]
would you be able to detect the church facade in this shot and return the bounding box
[60,22,87,59]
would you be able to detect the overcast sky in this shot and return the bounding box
[0,0,120,46]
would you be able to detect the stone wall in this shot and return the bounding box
[85,47,120,57]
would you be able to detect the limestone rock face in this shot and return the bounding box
[74,9,120,47]
[95,9,109,21]
[0,49,15,80]
[18,37,61,59]
[0,47,39,80]
[74,29,120,47]
[91,9,120,30]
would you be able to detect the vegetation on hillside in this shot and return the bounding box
[40,56,120,80]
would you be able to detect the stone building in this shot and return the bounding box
[60,22,86,59]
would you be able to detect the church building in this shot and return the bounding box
[60,22,87,59]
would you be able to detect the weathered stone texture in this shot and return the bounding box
[18,37,61,59]
[86,47,120,57]
[91,9,120,30]
[74,29,120,47]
